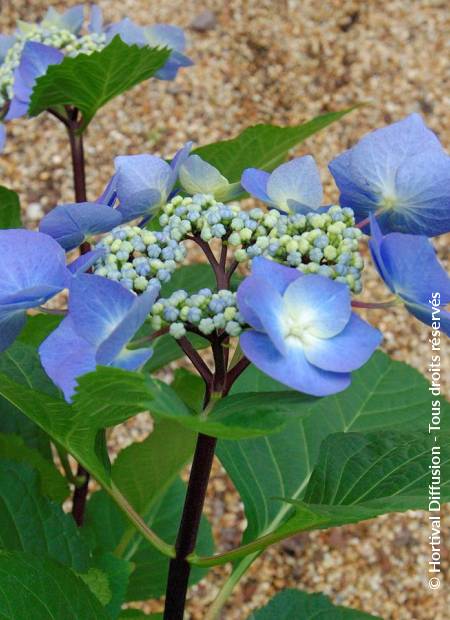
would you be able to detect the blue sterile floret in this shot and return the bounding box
[150,288,246,338]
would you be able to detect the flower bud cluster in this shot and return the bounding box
[0,26,106,107]
[93,225,186,293]
[150,288,246,339]
[159,195,364,293]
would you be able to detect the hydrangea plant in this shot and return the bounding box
[0,8,449,620]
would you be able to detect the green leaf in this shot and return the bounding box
[79,568,112,606]
[248,589,380,619]
[29,37,170,129]
[172,368,205,412]
[74,367,315,440]
[193,108,357,186]
[0,460,90,572]
[18,314,63,347]
[0,433,68,502]
[161,263,216,296]
[0,551,109,619]
[216,352,447,583]
[0,341,62,459]
[120,612,162,619]
[95,554,133,619]
[0,186,21,228]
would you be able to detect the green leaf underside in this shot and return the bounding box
[0,434,68,502]
[0,551,108,619]
[93,554,133,619]
[217,351,449,574]
[0,186,21,228]
[193,107,357,185]
[29,37,170,129]
[248,589,381,619]
[0,460,90,573]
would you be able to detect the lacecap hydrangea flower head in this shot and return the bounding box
[0,4,192,150]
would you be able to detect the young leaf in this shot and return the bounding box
[0,551,109,619]
[193,107,357,185]
[0,460,90,572]
[29,37,170,129]
[0,433,68,502]
[248,589,380,619]
[0,186,21,228]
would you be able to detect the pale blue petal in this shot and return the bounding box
[169,142,193,184]
[235,276,286,355]
[68,248,106,275]
[283,275,351,338]
[302,313,382,372]
[39,202,122,250]
[368,216,395,292]
[89,5,103,33]
[96,285,159,365]
[144,24,186,52]
[115,154,173,221]
[240,330,350,396]
[68,274,135,348]
[39,316,96,402]
[266,156,323,213]
[106,19,147,45]
[241,168,272,204]
[179,155,230,200]
[42,5,84,34]
[155,51,193,80]
[0,230,69,300]
[0,35,15,63]
[378,233,450,304]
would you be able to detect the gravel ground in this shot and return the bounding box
[1,1,449,618]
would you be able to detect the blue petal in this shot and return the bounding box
[106,19,147,45]
[283,275,351,338]
[42,5,84,34]
[115,154,173,221]
[155,51,193,80]
[237,257,300,329]
[179,155,231,200]
[96,286,159,365]
[302,313,382,372]
[241,168,272,204]
[0,284,64,309]
[5,42,64,120]
[266,156,323,213]
[0,310,27,352]
[405,301,450,337]
[97,175,117,206]
[0,229,69,303]
[39,202,122,250]
[39,316,96,402]
[68,248,106,275]
[111,347,153,371]
[144,24,187,52]
[378,233,450,305]
[368,216,395,292]
[89,5,103,33]
[236,276,286,354]
[240,330,350,396]
[169,142,193,183]
[0,124,5,152]
[68,274,135,349]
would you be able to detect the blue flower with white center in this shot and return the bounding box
[39,274,159,401]
[369,216,450,335]
[179,155,241,201]
[0,229,71,352]
[237,257,381,396]
[39,201,123,250]
[241,156,323,214]
[329,114,450,237]
[114,142,192,221]
[5,41,64,120]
